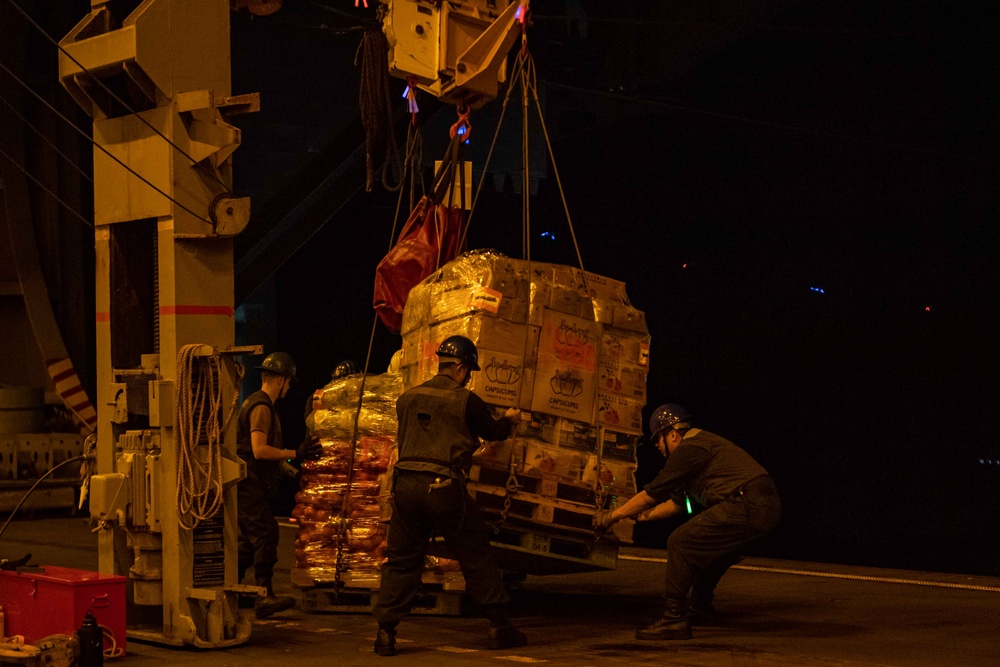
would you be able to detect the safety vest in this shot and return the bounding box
[237,390,282,485]
[395,381,476,479]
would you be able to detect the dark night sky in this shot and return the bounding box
[228,1,1000,575]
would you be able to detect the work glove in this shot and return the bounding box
[592,509,617,530]
[296,436,323,462]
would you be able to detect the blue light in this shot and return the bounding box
[515,5,524,20]
[809,287,825,294]
[456,126,466,135]
[402,85,410,99]
[540,231,556,240]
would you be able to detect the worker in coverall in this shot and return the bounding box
[372,335,527,656]
[595,404,781,640]
[237,351,322,618]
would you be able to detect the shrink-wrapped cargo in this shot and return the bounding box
[294,374,401,582]
[400,250,650,556]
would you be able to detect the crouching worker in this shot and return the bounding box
[372,336,527,656]
[594,403,781,640]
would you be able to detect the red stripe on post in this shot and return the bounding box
[95,312,110,322]
[159,305,234,317]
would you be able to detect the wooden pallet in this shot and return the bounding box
[470,464,597,506]
[298,570,468,616]
[488,525,619,575]
[467,481,597,535]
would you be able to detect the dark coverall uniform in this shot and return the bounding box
[236,390,283,588]
[373,374,514,628]
[645,429,781,607]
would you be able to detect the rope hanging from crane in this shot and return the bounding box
[359,28,402,192]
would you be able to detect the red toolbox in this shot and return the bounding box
[0,565,126,655]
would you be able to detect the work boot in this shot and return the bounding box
[635,598,692,640]
[374,625,396,657]
[486,623,527,650]
[254,581,295,619]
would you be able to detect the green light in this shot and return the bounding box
[685,495,693,514]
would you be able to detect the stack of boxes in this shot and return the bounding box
[400,250,650,554]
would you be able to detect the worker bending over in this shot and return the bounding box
[237,351,322,618]
[372,335,527,656]
[595,403,781,639]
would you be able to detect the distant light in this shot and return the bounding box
[515,5,524,21]
[925,306,932,312]
[540,231,555,240]
[809,287,825,294]
[682,263,688,269]
[456,126,466,135]
[685,495,693,514]
[402,85,410,99]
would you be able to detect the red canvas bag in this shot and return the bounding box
[373,137,467,332]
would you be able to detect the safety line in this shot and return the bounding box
[617,554,1000,593]
[0,93,93,183]
[0,144,94,228]
[4,0,233,193]
[0,61,214,225]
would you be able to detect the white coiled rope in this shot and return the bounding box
[175,344,226,530]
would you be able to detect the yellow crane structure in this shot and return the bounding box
[58,0,257,648]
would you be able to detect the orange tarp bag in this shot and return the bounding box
[373,137,466,333]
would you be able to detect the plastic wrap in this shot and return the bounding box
[295,374,402,581]
[402,251,646,507]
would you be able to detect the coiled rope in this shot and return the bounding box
[175,344,231,530]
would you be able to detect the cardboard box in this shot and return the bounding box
[596,392,644,434]
[613,304,647,332]
[430,284,504,321]
[582,271,628,303]
[591,298,615,324]
[600,429,642,462]
[515,411,560,442]
[553,418,599,453]
[520,441,587,481]
[467,349,524,408]
[538,309,599,372]
[477,317,529,354]
[601,327,651,367]
[597,358,647,400]
[531,359,596,422]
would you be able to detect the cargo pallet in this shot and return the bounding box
[467,481,597,535]
[293,569,468,616]
[470,463,597,506]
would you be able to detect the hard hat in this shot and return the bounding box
[255,352,297,380]
[436,335,480,371]
[648,403,693,444]
[332,359,358,379]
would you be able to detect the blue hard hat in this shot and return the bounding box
[648,403,693,444]
[436,335,480,371]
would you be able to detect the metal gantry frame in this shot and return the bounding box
[58,0,257,648]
